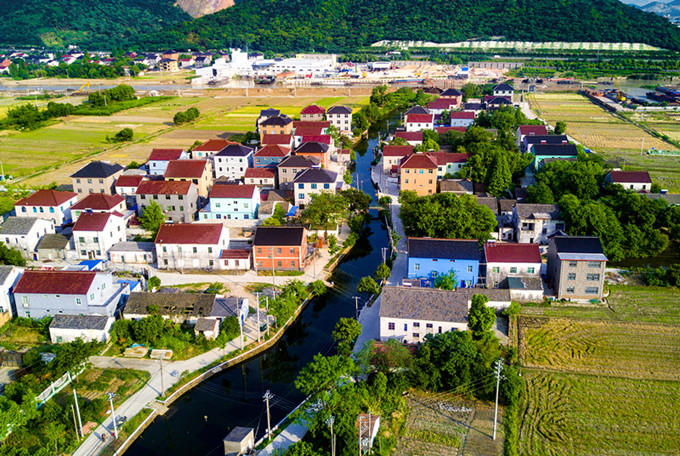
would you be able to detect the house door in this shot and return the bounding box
[88,251,94,260]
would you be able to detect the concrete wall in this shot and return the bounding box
[379,316,468,343]
[407,257,479,288]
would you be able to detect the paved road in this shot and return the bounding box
[257,422,309,456]
[353,295,381,354]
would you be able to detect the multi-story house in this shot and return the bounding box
[533,144,578,168]
[0,265,22,316]
[214,144,255,181]
[300,104,326,121]
[277,155,320,185]
[191,139,235,160]
[261,134,294,149]
[115,174,145,206]
[292,126,324,148]
[428,152,470,177]
[14,189,78,225]
[135,180,199,224]
[605,171,652,192]
[382,145,414,173]
[326,105,353,132]
[405,113,435,132]
[295,141,330,168]
[257,108,282,132]
[516,125,548,149]
[254,144,291,168]
[293,168,338,206]
[292,120,330,131]
[14,270,129,319]
[523,135,569,154]
[155,223,229,270]
[73,212,126,260]
[483,242,542,288]
[158,58,178,72]
[492,82,514,102]
[547,236,607,300]
[394,131,423,146]
[148,148,188,176]
[252,226,308,271]
[427,98,459,115]
[164,159,213,198]
[439,88,463,105]
[70,193,126,222]
[399,154,437,196]
[449,111,475,128]
[200,184,260,220]
[0,217,54,260]
[513,204,564,245]
[407,237,480,288]
[260,115,293,135]
[71,161,124,197]
[244,168,276,188]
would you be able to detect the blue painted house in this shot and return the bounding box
[407,238,480,288]
[254,144,291,168]
[200,184,259,220]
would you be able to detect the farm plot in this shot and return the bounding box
[517,315,680,381]
[518,370,680,456]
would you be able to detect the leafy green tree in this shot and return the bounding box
[486,152,511,197]
[357,276,380,296]
[468,295,496,338]
[526,182,555,204]
[139,200,165,238]
[0,244,27,267]
[216,316,240,348]
[332,318,362,356]
[374,263,391,281]
[372,338,413,372]
[301,192,348,231]
[262,203,288,226]
[309,280,328,296]
[148,276,161,291]
[434,270,458,290]
[205,282,226,294]
[295,353,355,397]
[173,111,188,125]
[415,138,439,152]
[285,441,323,456]
[555,121,567,134]
[340,188,371,212]
[132,316,164,345]
[110,127,133,142]
[328,234,340,255]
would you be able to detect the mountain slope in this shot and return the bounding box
[0,0,191,48]
[639,0,680,18]
[175,0,235,18]
[137,0,680,52]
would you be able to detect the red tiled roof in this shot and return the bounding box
[245,168,275,179]
[518,125,548,136]
[609,170,652,184]
[340,148,351,155]
[115,175,144,188]
[15,189,77,207]
[484,242,542,264]
[406,114,434,123]
[395,131,423,141]
[293,120,330,129]
[136,180,192,195]
[293,126,324,137]
[149,148,184,161]
[14,270,97,295]
[209,184,258,199]
[219,249,251,259]
[163,160,208,179]
[73,212,119,232]
[72,193,124,211]
[300,104,326,115]
[428,99,458,109]
[156,223,224,244]
[255,144,291,157]
[193,139,237,152]
[383,145,414,157]
[435,127,466,135]
[428,152,470,165]
[261,134,293,145]
[449,111,475,119]
[400,153,438,169]
[301,135,331,145]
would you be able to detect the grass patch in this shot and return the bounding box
[0,319,48,349]
[72,368,151,404]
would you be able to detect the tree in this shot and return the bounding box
[148,276,161,291]
[262,203,288,226]
[486,152,511,197]
[132,315,164,344]
[295,353,355,397]
[173,111,188,125]
[301,192,348,231]
[526,182,555,204]
[309,280,328,296]
[415,138,439,152]
[216,316,240,348]
[139,200,165,238]
[0,244,26,267]
[373,338,413,372]
[374,263,391,281]
[434,269,458,290]
[285,442,323,456]
[110,127,133,142]
[555,121,567,134]
[357,276,380,296]
[332,318,362,356]
[328,234,340,255]
[468,294,496,338]
[340,188,371,212]
[205,282,226,294]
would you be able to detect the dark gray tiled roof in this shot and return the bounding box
[259,108,280,117]
[0,217,42,235]
[440,88,463,97]
[379,287,469,323]
[261,115,292,127]
[408,238,480,261]
[293,168,337,184]
[0,266,16,285]
[494,83,514,92]
[552,236,604,254]
[475,197,499,214]
[109,241,155,252]
[124,292,216,318]
[71,161,123,178]
[253,226,305,246]
[440,179,474,194]
[498,199,517,212]
[524,135,569,145]
[50,314,110,330]
[645,193,680,206]
[533,144,578,157]
[216,144,254,157]
[277,155,320,168]
[224,426,253,443]
[405,106,430,115]
[326,105,352,115]
[296,142,329,154]
[36,233,70,250]
[195,318,218,332]
[211,297,242,318]
[515,203,561,220]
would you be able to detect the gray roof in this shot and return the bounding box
[261,115,292,127]
[475,197,499,214]
[0,266,17,285]
[296,142,329,154]
[277,155,320,168]
[109,241,155,253]
[494,83,514,92]
[405,106,430,115]
[504,276,543,291]
[195,318,218,332]
[533,144,578,157]
[124,292,216,318]
[379,286,469,323]
[211,297,242,318]
[440,179,474,194]
[259,108,280,117]
[524,135,569,145]
[36,233,70,250]
[408,238,480,261]
[486,96,512,105]
[552,236,605,255]
[645,193,680,206]
[441,88,463,97]
[326,105,353,115]
[224,426,253,443]
[498,199,517,212]
[216,144,254,157]
[50,314,111,330]
[293,168,337,184]
[253,226,305,246]
[71,161,123,178]
[0,217,42,235]
[515,204,561,220]
[464,103,486,111]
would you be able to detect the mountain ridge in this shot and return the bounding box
[175,0,235,18]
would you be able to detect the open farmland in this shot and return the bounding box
[528,92,680,191]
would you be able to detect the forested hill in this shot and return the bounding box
[0,0,191,49]
[136,0,680,52]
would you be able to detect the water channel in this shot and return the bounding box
[126,135,387,456]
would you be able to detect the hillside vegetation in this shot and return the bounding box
[0,0,191,48]
[137,0,680,52]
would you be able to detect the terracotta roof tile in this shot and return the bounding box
[149,149,184,161]
[115,175,144,188]
[449,111,475,119]
[163,160,208,178]
[406,114,434,123]
[193,139,238,152]
[245,168,275,179]
[219,249,251,259]
[15,189,77,207]
[301,135,331,145]
[209,184,258,199]
[518,125,548,136]
[293,120,330,129]
[73,212,120,232]
[395,131,423,141]
[484,242,542,264]
[608,170,652,184]
[71,193,124,210]
[300,104,326,115]
[136,180,193,195]
[155,223,224,244]
[255,144,290,157]
[382,145,414,157]
[14,270,97,295]
[261,134,293,145]
[400,154,438,169]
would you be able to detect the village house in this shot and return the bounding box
[394,131,423,146]
[605,170,652,192]
[200,184,260,220]
[252,226,308,271]
[70,193,126,222]
[49,315,115,344]
[533,144,578,168]
[158,58,179,72]
[405,113,435,132]
[449,111,475,128]
[295,141,330,168]
[257,108,282,132]
[293,120,331,131]
[148,149,188,176]
[13,270,129,319]
[516,125,549,149]
[14,189,78,226]
[407,237,480,288]
[214,144,255,181]
[547,235,607,300]
[300,104,326,121]
[123,292,217,324]
[71,161,124,197]
[428,98,459,115]
[326,105,353,132]
[439,179,474,195]
[164,159,213,198]
[36,234,70,261]
[492,82,514,102]
[439,88,463,104]
[429,152,470,177]
[260,115,294,135]
[293,168,338,206]
[72,212,126,260]
[483,242,542,288]
[277,155,320,185]
[513,203,564,245]
[293,126,325,148]
[485,96,513,109]
[382,145,414,173]
[405,106,430,115]
[191,139,235,160]
[135,180,199,224]
[115,174,145,205]
[523,135,569,154]
[109,241,156,265]
[0,217,54,260]
[0,265,23,315]
[155,223,229,270]
[254,144,291,168]
[261,134,294,149]
[244,168,276,188]
[463,102,486,116]
[179,57,195,69]
[219,249,252,271]
[399,154,437,196]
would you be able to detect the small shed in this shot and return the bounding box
[195,318,220,340]
[49,314,115,343]
[36,233,70,261]
[223,426,254,456]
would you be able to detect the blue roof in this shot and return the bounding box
[117,279,141,291]
[78,260,103,270]
[288,206,298,217]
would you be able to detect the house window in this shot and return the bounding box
[209,260,214,266]
[208,247,212,254]
[298,183,304,189]
[49,207,54,213]
[467,265,473,273]
[414,263,420,270]
[311,183,317,189]
[324,183,330,189]
[388,322,395,330]
[290,248,295,254]
[566,286,575,294]
[426,323,433,329]
[569,261,577,267]
[413,333,420,338]
[277,248,282,254]
[89,293,94,300]
[568,273,576,280]
[587,262,601,268]
[585,287,599,294]
[93,237,99,243]
[491,267,499,273]
[22,296,28,305]
[510,267,517,274]
[403,323,408,331]
[404,179,409,184]
[291,261,295,267]
[76,298,82,305]
[587,273,600,281]
[527,267,535,274]
[163,246,167,252]
[298,193,305,200]
[79,237,85,243]
[193,247,198,253]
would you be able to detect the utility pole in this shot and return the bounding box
[107,392,118,438]
[263,390,273,441]
[381,247,387,264]
[255,292,261,342]
[326,416,336,456]
[239,313,245,350]
[353,296,360,320]
[159,357,165,397]
[493,359,504,440]
[70,404,79,441]
[73,389,83,439]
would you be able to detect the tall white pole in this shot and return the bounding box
[263,390,273,440]
[493,359,504,440]
[255,292,261,342]
[107,392,118,438]
[73,389,83,438]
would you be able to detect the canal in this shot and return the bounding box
[125,135,387,456]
